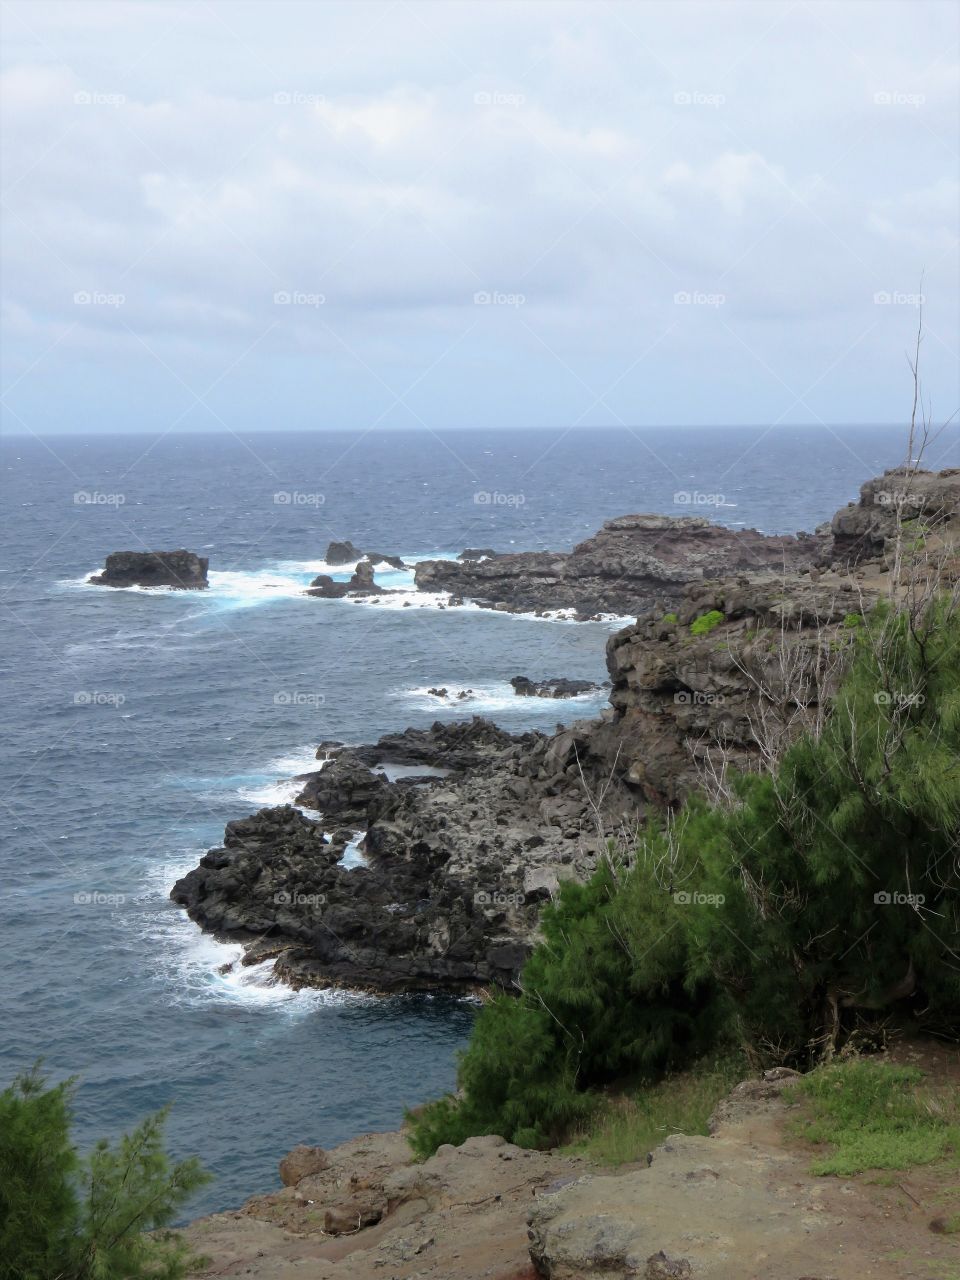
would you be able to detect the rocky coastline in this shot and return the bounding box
[170,467,960,995]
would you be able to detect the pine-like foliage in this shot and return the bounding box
[409,853,724,1154]
[410,595,960,1155]
[0,1068,210,1280]
[685,595,960,1056]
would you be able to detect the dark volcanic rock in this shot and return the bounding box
[415,515,820,617]
[458,547,497,561]
[306,560,385,598]
[89,549,209,590]
[170,803,550,994]
[510,676,606,699]
[325,540,363,565]
[325,541,405,570]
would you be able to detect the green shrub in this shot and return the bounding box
[408,857,727,1154]
[409,596,960,1157]
[842,612,863,628]
[689,610,724,637]
[0,1067,210,1280]
[662,612,678,624]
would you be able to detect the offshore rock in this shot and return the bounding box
[89,549,209,589]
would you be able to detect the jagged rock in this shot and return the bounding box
[459,547,497,561]
[415,515,821,616]
[828,467,960,567]
[511,676,605,699]
[325,539,363,565]
[279,1145,330,1186]
[306,560,385,598]
[89,549,208,589]
[325,540,405,569]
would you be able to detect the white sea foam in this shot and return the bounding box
[394,681,609,715]
[133,853,371,1011]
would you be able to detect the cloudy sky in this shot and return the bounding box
[1,0,958,435]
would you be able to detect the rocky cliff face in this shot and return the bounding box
[89,549,209,589]
[171,468,960,995]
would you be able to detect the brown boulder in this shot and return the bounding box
[278,1144,329,1186]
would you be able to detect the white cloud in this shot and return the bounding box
[1,0,957,431]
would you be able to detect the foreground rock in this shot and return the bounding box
[181,1045,960,1279]
[89,549,209,589]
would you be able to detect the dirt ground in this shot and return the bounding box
[182,1039,960,1280]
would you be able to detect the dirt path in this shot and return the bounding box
[183,1046,960,1280]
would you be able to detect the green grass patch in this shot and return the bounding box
[662,612,678,624]
[785,1059,960,1176]
[563,1056,743,1166]
[689,610,724,637]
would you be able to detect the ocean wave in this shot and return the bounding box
[131,855,371,1011]
[394,681,609,714]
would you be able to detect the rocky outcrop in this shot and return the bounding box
[170,718,622,992]
[89,549,209,589]
[325,540,363,565]
[826,466,960,567]
[511,675,607,699]
[414,516,821,617]
[325,540,405,569]
[306,560,385,598]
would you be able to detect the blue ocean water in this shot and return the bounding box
[1,424,951,1217]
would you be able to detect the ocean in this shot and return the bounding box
[1,423,948,1217]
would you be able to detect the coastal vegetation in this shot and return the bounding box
[0,1067,209,1280]
[409,589,960,1156]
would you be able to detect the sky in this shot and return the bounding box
[1,0,958,436]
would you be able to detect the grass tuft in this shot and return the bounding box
[785,1059,960,1176]
[562,1056,743,1166]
